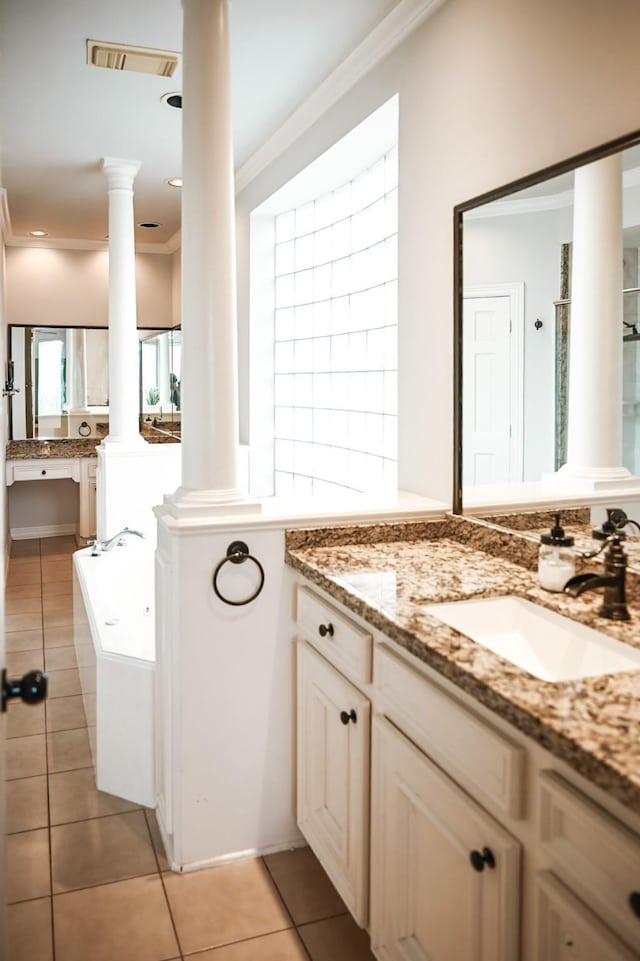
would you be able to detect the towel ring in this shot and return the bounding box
[78,421,91,436]
[212,540,265,606]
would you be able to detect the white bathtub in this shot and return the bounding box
[73,536,155,807]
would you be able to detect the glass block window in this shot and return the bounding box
[273,147,398,496]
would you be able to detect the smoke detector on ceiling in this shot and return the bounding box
[87,39,179,78]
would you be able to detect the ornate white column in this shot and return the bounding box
[168,0,255,514]
[548,153,639,491]
[101,157,145,447]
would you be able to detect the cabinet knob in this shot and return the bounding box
[469,847,495,872]
[318,623,334,638]
[630,891,640,918]
[41,469,46,475]
[340,709,357,725]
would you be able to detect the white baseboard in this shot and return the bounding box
[10,523,77,541]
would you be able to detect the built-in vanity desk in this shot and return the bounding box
[6,439,99,540]
[286,514,640,961]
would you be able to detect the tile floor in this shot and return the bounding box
[5,536,376,961]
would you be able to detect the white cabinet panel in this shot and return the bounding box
[297,641,370,926]
[297,586,372,684]
[540,770,640,952]
[375,643,524,818]
[371,716,521,961]
[537,871,638,961]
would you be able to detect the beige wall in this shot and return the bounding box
[5,246,174,329]
[235,0,640,503]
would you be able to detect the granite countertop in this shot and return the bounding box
[6,434,179,459]
[285,514,640,814]
[6,439,100,459]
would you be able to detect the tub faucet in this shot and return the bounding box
[563,534,630,621]
[90,528,144,556]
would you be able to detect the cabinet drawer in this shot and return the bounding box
[11,463,74,482]
[296,586,372,685]
[540,770,640,951]
[374,644,524,818]
[537,871,638,961]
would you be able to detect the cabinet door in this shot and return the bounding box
[371,716,521,961]
[536,871,639,961]
[297,641,370,926]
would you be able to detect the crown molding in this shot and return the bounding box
[5,235,173,254]
[235,0,447,194]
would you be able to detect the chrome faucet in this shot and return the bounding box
[563,534,630,621]
[90,527,144,556]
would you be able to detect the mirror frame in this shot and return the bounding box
[453,127,640,515]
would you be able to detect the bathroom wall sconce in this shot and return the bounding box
[2,360,19,398]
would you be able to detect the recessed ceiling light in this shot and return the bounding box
[137,222,161,229]
[161,92,182,109]
[29,229,48,237]
[167,178,182,188]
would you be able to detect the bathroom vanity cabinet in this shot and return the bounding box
[6,453,97,539]
[294,579,640,961]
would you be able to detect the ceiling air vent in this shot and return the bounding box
[87,40,179,78]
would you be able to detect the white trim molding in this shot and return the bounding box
[5,235,173,255]
[235,0,447,193]
[10,523,77,540]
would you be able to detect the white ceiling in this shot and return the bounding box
[0,0,401,247]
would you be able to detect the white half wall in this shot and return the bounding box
[96,444,182,545]
[154,515,302,869]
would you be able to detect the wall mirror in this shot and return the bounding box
[454,128,640,516]
[9,325,181,440]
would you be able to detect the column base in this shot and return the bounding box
[163,486,262,519]
[541,464,640,492]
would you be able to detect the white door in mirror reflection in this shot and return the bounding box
[463,287,523,485]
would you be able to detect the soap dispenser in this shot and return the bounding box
[538,514,576,592]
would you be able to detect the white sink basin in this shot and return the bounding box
[424,596,640,682]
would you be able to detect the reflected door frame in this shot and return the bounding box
[463,283,524,485]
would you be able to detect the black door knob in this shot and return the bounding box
[630,891,640,918]
[340,709,357,725]
[469,847,495,872]
[1,668,47,712]
[318,623,334,638]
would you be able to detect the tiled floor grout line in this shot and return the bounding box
[261,856,315,961]
[38,542,58,961]
[154,844,186,960]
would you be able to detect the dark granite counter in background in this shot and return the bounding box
[286,513,640,813]
[6,434,179,460]
[6,439,99,459]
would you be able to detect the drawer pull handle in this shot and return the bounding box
[469,847,495,872]
[340,709,357,725]
[318,623,334,638]
[41,470,46,476]
[630,891,640,918]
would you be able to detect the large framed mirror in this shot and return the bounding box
[454,128,640,515]
[9,325,181,440]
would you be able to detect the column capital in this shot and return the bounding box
[101,157,141,190]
